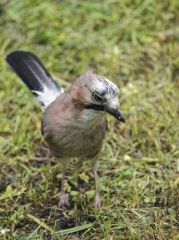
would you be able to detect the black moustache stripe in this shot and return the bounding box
[85,104,105,111]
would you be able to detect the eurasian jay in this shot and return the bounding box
[6,51,125,208]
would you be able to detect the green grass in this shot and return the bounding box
[0,0,179,239]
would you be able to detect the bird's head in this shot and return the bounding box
[71,71,125,122]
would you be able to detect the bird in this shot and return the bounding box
[6,51,125,208]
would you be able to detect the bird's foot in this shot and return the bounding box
[58,192,70,208]
[95,193,100,208]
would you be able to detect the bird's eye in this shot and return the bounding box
[94,94,103,102]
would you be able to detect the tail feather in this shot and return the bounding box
[6,51,63,109]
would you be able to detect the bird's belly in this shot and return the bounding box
[47,120,106,159]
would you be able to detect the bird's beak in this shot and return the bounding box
[85,103,125,122]
[104,106,125,122]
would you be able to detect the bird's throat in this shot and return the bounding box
[78,108,105,130]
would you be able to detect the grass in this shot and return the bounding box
[0,0,179,239]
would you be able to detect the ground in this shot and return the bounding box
[0,0,179,239]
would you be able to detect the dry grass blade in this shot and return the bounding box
[27,214,54,233]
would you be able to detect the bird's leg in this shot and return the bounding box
[59,169,69,207]
[93,162,100,208]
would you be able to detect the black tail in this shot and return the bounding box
[6,51,63,108]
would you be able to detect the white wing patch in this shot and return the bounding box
[32,84,64,110]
